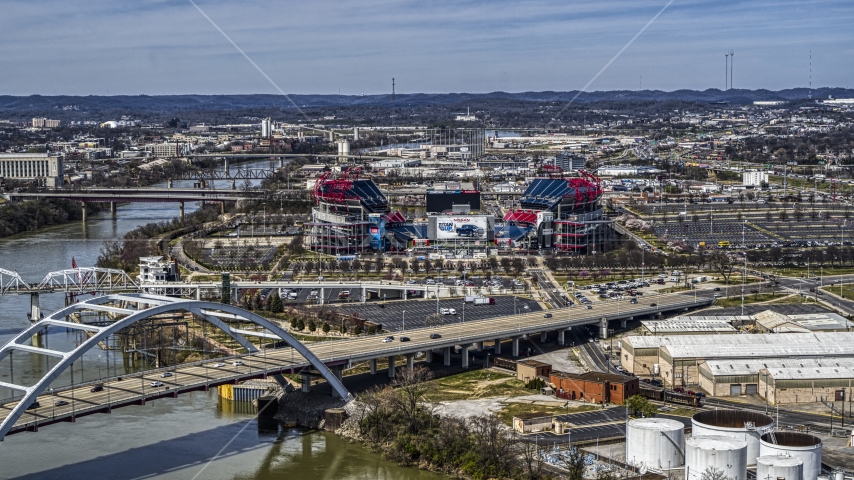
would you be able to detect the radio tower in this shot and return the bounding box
[392,78,396,127]
[725,52,729,90]
[809,51,812,99]
[729,50,734,90]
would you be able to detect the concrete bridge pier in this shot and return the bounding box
[220,202,225,214]
[369,358,376,375]
[600,317,609,339]
[425,350,432,363]
[300,374,311,392]
[443,347,451,366]
[319,288,324,305]
[621,318,630,329]
[231,179,236,189]
[81,202,87,222]
[461,347,469,369]
[557,329,566,346]
[331,366,344,398]
[110,202,116,216]
[406,353,415,372]
[512,337,520,357]
[494,339,502,354]
[361,287,366,302]
[30,293,41,322]
[475,341,483,352]
[167,178,172,188]
[540,331,548,342]
[179,202,184,221]
[387,356,396,378]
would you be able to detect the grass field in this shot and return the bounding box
[425,369,531,402]
[712,293,783,307]
[821,284,854,301]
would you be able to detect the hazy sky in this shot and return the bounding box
[1,0,851,96]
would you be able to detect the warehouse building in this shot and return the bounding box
[622,332,854,398]
[699,358,854,401]
[759,364,854,405]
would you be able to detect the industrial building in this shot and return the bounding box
[621,332,854,402]
[0,152,64,187]
[502,171,613,253]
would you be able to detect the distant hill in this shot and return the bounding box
[1,88,851,124]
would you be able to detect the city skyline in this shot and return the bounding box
[1,0,852,96]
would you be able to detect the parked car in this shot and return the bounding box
[673,387,685,393]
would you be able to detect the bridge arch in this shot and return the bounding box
[0,294,350,439]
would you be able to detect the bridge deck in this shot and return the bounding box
[0,292,712,436]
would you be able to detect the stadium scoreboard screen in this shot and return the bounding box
[426,190,481,213]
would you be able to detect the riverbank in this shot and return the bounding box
[0,198,103,238]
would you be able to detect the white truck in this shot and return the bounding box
[474,297,495,305]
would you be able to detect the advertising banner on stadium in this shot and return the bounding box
[435,216,488,240]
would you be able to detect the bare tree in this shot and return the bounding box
[708,250,734,285]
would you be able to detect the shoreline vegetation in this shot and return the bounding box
[0,198,103,238]
[331,367,589,480]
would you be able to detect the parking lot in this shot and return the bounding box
[333,296,543,332]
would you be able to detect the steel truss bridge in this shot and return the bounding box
[0,267,138,296]
[0,291,714,441]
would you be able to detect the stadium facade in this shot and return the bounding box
[502,171,613,253]
[307,169,393,254]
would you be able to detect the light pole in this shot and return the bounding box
[402,310,406,332]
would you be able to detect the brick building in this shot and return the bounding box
[550,371,639,405]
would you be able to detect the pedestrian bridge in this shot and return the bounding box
[0,291,714,441]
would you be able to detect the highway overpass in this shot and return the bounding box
[0,291,713,440]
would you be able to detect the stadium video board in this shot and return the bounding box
[426,190,481,213]
[434,216,489,240]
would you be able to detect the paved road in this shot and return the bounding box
[336,296,542,332]
[0,292,712,437]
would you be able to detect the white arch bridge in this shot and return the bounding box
[0,293,351,440]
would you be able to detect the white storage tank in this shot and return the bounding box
[626,417,685,470]
[685,435,748,480]
[692,410,773,465]
[760,432,823,480]
[757,455,804,480]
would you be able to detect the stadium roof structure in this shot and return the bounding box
[313,171,388,213]
[519,175,601,212]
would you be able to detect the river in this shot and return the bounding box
[0,160,444,479]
